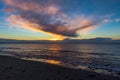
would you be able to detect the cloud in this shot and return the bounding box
[4,0,98,39]
[102,18,120,23]
[103,19,110,23]
[115,18,120,22]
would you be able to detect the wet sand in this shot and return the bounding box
[0,55,119,80]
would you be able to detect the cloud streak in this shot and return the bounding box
[4,0,98,39]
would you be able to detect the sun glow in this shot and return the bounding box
[50,38,60,41]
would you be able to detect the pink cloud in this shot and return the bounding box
[4,0,98,38]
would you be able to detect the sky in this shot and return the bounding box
[0,0,120,40]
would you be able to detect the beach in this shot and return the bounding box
[0,55,119,80]
[1,0,120,80]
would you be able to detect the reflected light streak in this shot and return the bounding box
[49,44,62,51]
[45,60,61,65]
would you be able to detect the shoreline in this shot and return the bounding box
[0,55,119,80]
[0,51,120,77]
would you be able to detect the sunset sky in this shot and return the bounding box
[0,0,120,40]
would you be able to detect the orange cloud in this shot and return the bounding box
[4,0,99,40]
[7,15,66,40]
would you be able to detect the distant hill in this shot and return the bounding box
[0,38,120,44]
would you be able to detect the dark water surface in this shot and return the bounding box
[0,43,120,76]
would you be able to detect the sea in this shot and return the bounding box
[0,43,120,77]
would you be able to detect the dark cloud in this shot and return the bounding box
[4,0,98,38]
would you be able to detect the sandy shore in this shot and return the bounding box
[0,55,119,80]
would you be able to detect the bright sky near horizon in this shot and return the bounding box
[0,0,120,40]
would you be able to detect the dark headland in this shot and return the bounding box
[0,55,119,80]
[0,38,120,44]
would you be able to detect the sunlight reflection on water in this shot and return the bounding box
[0,43,120,76]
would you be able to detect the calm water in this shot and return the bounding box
[0,44,120,76]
